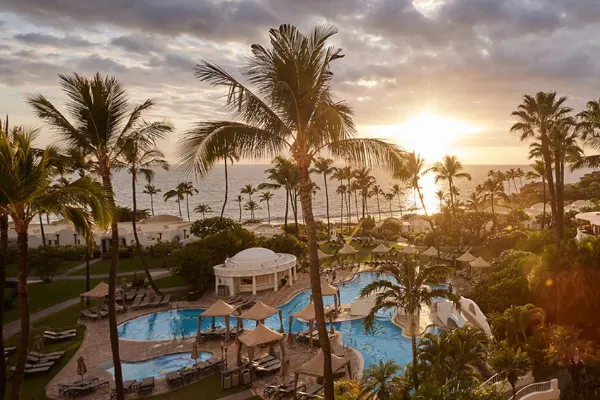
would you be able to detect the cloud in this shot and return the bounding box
[13,32,96,48]
[110,34,162,55]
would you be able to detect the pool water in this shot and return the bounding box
[117,272,416,370]
[105,352,212,381]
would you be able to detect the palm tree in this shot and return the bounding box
[259,157,298,232]
[481,177,509,230]
[511,92,573,247]
[354,167,375,218]
[391,184,404,218]
[178,181,198,221]
[178,25,404,398]
[384,192,395,218]
[434,190,445,212]
[507,168,519,193]
[350,180,361,222]
[28,72,164,400]
[142,184,161,216]
[194,204,212,219]
[163,186,184,218]
[370,184,383,221]
[360,260,458,390]
[0,116,10,396]
[310,157,335,232]
[336,184,347,227]
[241,184,258,203]
[427,155,471,215]
[490,342,531,399]
[234,195,243,223]
[359,360,405,400]
[244,200,261,220]
[525,160,547,228]
[491,304,545,350]
[0,129,111,399]
[115,136,171,295]
[259,191,274,224]
[465,192,481,210]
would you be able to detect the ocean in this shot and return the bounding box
[110,164,595,224]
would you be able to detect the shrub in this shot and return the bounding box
[189,217,240,238]
[283,223,304,235]
[118,245,135,259]
[29,249,66,282]
[483,230,528,256]
[380,218,402,234]
[359,216,376,231]
[146,240,182,258]
[262,234,307,260]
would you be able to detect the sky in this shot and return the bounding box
[1,0,600,165]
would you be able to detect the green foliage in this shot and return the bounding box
[514,230,553,254]
[489,341,531,398]
[380,219,402,234]
[360,216,376,231]
[334,379,361,400]
[483,230,527,256]
[490,304,545,351]
[457,211,492,243]
[283,223,304,235]
[189,217,240,238]
[146,240,182,258]
[29,250,62,283]
[261,234,307,260]
[116,205,150,222]
[359,360,406,400]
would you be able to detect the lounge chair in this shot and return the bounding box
[125,291,137,302]
[273,382,306,400]
[29,350,65,358]
[123,379,137,393]
[149,296,163,307]
[80,310,98,319]
[27,353,62,363]
[44,330,76,342]
[166,371,182,388]
[255,360,281,374]
[101,303,124,313]
[44,329,76,337]
[129,295,143,308]
[138,377,155,395]
[296,384,324,400]
[59,377,100,395]
[4,346,16,356]
[67,379,109,398]
[131,296,151,310]
[159,295,171,306]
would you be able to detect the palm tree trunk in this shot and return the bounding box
[267,200,271,224]
[354,191,359,222]
[296,159,334,400]
[323,174,330,233]
[46,214,50,224]
[177,199,182,218]
[512,179,518,193]
[0,214,8,400]
[284,190,289,230]
[132,172,161,295]
[238,201,242,223]
[361,191,366,219]
[376,193,381,221]
[150,193,155,216]
[555,154,564,242]
[389,201,393,217]
[542,176,546,229]
[101,174,125,400]
[339,188,344,226]
[221,158,228,218]
[396,193,403,218]
[410,313,419,390]
[38,213,46,248]
[185,194,190,221]
[540,135,559,247]
[10,227,30,400]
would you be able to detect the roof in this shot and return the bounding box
[401,245,416,254]
[238,301,279,321]
[80,282,121,298]
[371,243,391,254]
[338,243,358,255]
[421,246,438,257]
[455,251,477,263]
[239,323,283,347]
[484,206,510,215]
[140,215,184,224]
[201,299,236,317]
[292,301,317,320]
[470,257,491,268]
[317,249,330,260]
[295,350,349,378]
[231,248,277,263]
[320,280,339,296]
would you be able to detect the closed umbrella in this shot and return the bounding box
[147,286,153,301]
[77,356,87,380]
[191,342,199,361]
[33,335,44,352]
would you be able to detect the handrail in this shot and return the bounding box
[513,381,553,400]
[479,372,504,389]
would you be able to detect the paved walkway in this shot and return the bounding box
[218,390,255,400]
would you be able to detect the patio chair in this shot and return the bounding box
[255,360,281,374]
[59,377,100,395]
[166,371,182,388]
[149,295,163,307]
[101,303,124,313]
[131,296,151,310]
[29,350,65,358]
[4,346,15,356]
[273,381,306,400]
[159,295,171,306]
[137,377,155,395]
[80,310,98,319]
[68,379,109,398]
[123,379,137,393]
[44,331,76,342]
[125,291,137,302]
[296,384,324,400]
[129,295,144,308]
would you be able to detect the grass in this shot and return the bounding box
[146,373,247,400]
[319,242,373,263]
[5,260,81,278]
[155,274,187,289]
[4,304,84,400]
[68,257,165,276]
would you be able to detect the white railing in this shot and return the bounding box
[479,372,504,390]
[514,380,553,400]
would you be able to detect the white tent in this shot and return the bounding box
[401,245,416,254]
[455,251,477,263]
[371,243,391,254]
[421,246,438,257]
[338,243,358,255]
[470,257,491,268]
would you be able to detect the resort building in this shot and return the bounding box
[575,211,600,241]
[213,247,297,296]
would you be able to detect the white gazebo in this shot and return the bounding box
[213,247,297,296]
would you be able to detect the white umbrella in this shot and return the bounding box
[456,251,476,263]
[401,245,416,254]
[421,246,438,257]
[470,257,491,268]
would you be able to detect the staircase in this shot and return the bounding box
[513,379,559,400]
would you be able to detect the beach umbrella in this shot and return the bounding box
[456,251,476,263]
[401,245,416,255]
[338,243,358,255]
[33,335,44,352]
[371,243,391,255]
[317,249,330,261]
[470,257,491,268]
[77,356,87,380]
[421,246,438,257]
[191,342,199,361]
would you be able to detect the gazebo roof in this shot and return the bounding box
[239,323,283,347]
[317,249,330,260]
[238,301,278,321]
[371,243,391,254]
[292,301,317,320]
[320,280,339,296]
[80,282,120,298]
[201,299,236,317]
[338,243,358,255]
[470,257,491,268]
[456,251,477,263]
[296,350,348,378]
[401,245,416,254]
[421,246,438,257]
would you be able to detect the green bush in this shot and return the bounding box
[189,217,240,238]
[483,230,528,256]
[359,216,376,231]
[261,234,307,260]
[380,218,402,234]
[146,240,182,258]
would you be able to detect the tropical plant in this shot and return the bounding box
[241,184,258,202]
[334,379,361,400]
[310,157,335,232]
[466,192,481,210]
[194,204,212,219]
[489,341,531,399]
[427,155,471,214]
[177,25,404,398]
[481,177,508,230]
[259,157,298,232]
[354,167,375,218]
[525,161,547,227]
[336,184,347,227]
[360,259,458,389]
[0,129,111,399]
[391,184,404,218]
[142,184,161,217]
[234,195,243,223]
[434,190,445,212]
[189,216,240,238]
[370,184,384,221]
[384,192,395,218]
[29,72,165,400]
[360,360,405,400]
[177,181,198,221]
[244,200,261,220]
[259,191,274,224]
[491,304,545,350]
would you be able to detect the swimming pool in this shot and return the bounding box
[104,352,212,382]
[117,272,415,369]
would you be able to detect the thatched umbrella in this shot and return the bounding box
[238,301,284,333]
[293,350,351,398]
[236,323,284,367]
[77,356,87,381]
[197,299,236,342]
[191,342,199,362]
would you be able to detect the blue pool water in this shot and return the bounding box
[105,351,212,381]
[117,272,415,369]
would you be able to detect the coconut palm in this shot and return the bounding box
[350,180,361,222]
[481,177,509,230]
[434,190,445,212]
[525,160,547,228]
[336,184,347,227]
[115,136,171,294]
[178,181,198,221]
[241,184,257,203]
[466,192,482,211]
[515,168,525,188]
[244,200,261,220]
[28,72,167,400]
[259,191,274,224]
[310,157,335,232]
[0,129,111,399]
[163,186,184,218]
[384,192,395,218]
[489,342,531,400]
[178,25,404,398]
[354,167,375,218]
[194,204,212,219]
[391,184,404,218]
[369,184,383,221]
[142,184,161,217]
[427,155,471,215]
[360,259,458,390]
[234,195,243,223]
[259,157,298,231]
[359,360,405,400]
[491,304,545,350]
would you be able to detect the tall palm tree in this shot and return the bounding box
[259,157,298,232]
[29,72,164,400]
[0,116,10,397]
[178,25,404,398]
[516,168,525,189]
[391,184,404,218]
[163,186,184,218]
[491,304,545,350]
[310,157,335,232]
[489,342,531,400]
[143,184,161,216]
[244,200,261,220]
[434,190,446,212]
[259,191,274,224]
[511,92,573,247]
[178,181,198,221]
[369,184,383,221]
[354,167,375,218]
[241,184,257,203]
[234,195,243,223]
[350,180,361,222]
[360,260,458,390]
[525,160,547,228]
[384,191,395,218]
[507,168,519,193]
[465,192,482,211]
[336,184,346,227]
[115,136,171,294]
[194,204,212,219]
[481,177,509,230]
[0,129,111,399]
[359,360,405,400]
[427,155,471,215]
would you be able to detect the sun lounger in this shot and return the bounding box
[80,310,98,319]
[123,379,137,393]
[149,296,163,307]
[129,295,143,308]
[252,354,274,365]
[27,353,62,363]
[138,377,155,395]
[4,346,16,356]
[59,377,100,395]
[101,303,124,313]
[44,331,76,341]
[131,296,151,309]
[29,350,65,358]
[296,384,324,400]
[125,291,137,302]
[274,382,306,400]
[159,295,171,306]
[67,379,109,398]
[166,371,182,387]
[255,360,281,374]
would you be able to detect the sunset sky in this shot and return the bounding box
[1,0,599,164]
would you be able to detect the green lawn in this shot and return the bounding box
[146,373,247,400]
[319,242,373,263]
[5,260,81,278]
[68,257,166,276]
[4,304,84,400]
[155,274,187,289]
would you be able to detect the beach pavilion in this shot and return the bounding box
[337,243,358,265]
[79,282,123,319]
[371,243,391,260]
[294,350,351,398]
[197,299,236,342]
[238,301,284,332]
[289,301,335,347]
[421,246,439,259]
[213,247,297,296]
[236,323,285,371]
